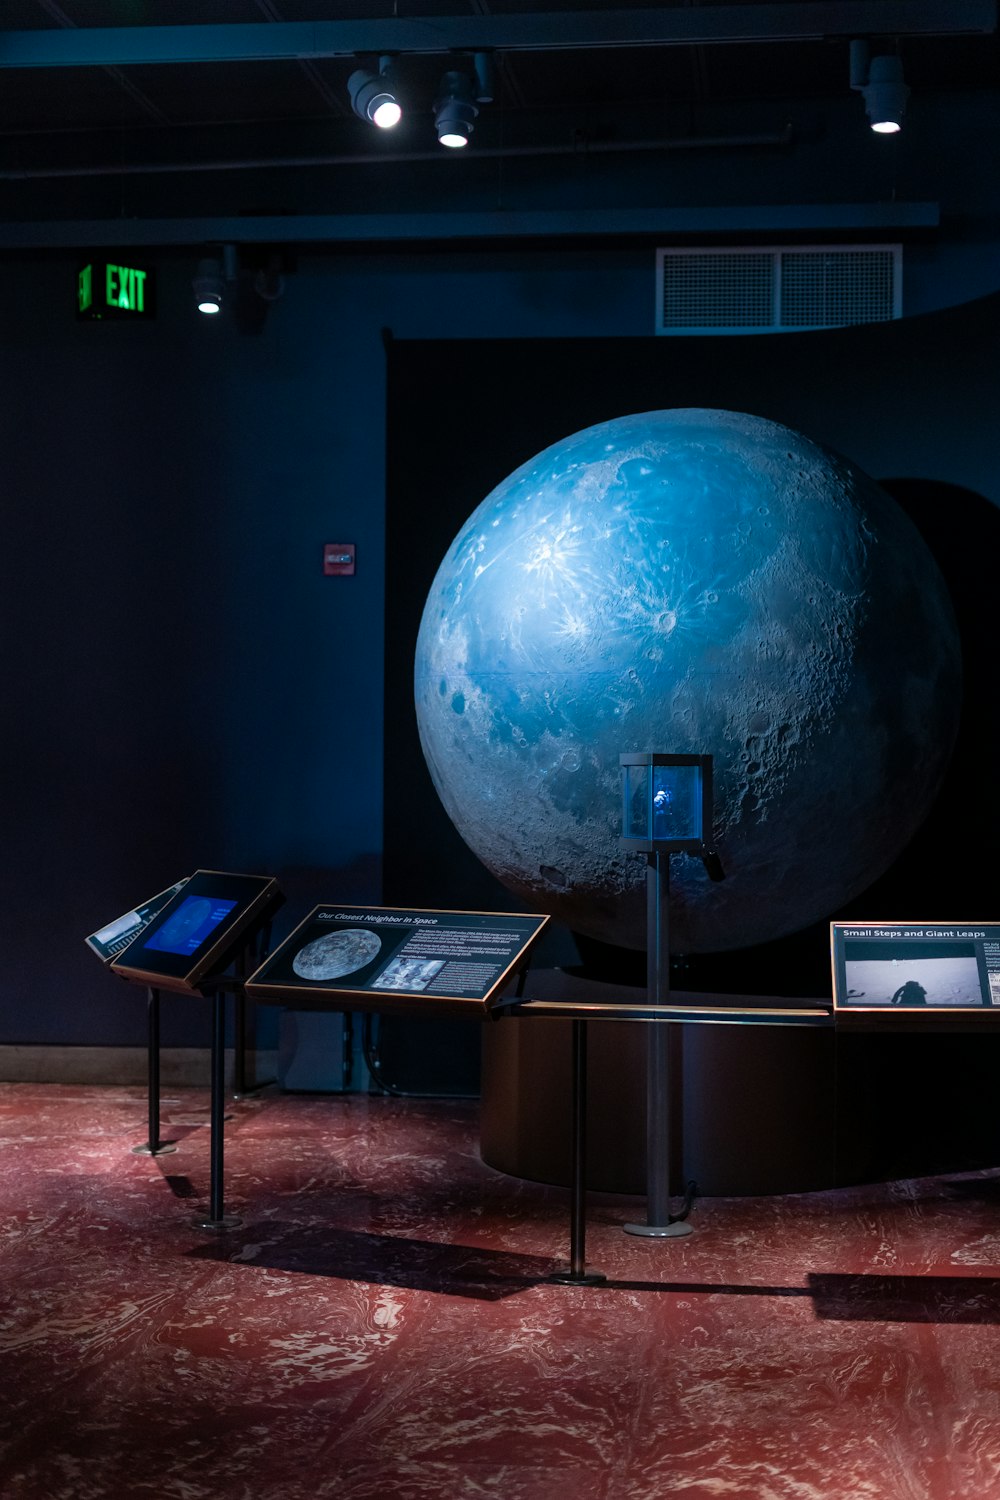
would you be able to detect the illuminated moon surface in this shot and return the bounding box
[292,929,382,981]
[414,408,961,953]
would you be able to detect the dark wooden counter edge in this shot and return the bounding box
[494,994,835,1026]
[220,980,1000,1030]
[494,994,1000,1030]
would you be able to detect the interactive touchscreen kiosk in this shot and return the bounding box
[245,904,550,1018]
[831,922,1000,1013]
[111,870,283,994]
[85,878,189,963]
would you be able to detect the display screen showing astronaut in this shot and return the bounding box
[833,926,1000,1010]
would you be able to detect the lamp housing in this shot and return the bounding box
[864,54,908,133]
[434,70,479,147]
[192,257,223,314]
[850,40,908,134]
[348,58,402,129]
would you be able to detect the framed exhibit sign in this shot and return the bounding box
[85,877,189,963]
[111,870,283,994]
[245,904,550,1018]
[831,922,1000,1014]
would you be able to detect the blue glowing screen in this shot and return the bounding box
[144,896,237,957]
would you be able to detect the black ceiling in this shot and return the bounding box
[0,2,996,246]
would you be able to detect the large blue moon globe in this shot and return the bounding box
[414,409,961,952]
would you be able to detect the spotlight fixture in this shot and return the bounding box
[850,39,908,134]
[433,54,494,148]
[434,70,477,147]
[192,256,224,315]
[192,245,238,317]
[348,56,402,129]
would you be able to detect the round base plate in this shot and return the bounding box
[131,1142,177,1156]
[623,1219,694,1239]
[191,1213,242,1233]
[231,1080,275,1101]
[548,1268,607,1286]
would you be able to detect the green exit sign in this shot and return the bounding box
[77,260,155,320]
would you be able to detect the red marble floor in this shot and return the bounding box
[2,1083,1000,1500]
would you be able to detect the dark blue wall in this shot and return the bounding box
[2,241,998,1047]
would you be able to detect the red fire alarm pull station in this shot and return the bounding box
[323,543,355,576]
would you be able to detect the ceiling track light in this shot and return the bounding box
[348,55,402,130]
[193,256,223,314]
[434,53,494,149]
[850,39,909,134]
[192,244,237,315]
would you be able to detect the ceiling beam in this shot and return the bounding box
[0,203,940,249]
[0,5,994,69]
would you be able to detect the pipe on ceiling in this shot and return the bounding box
[0,127,797,181]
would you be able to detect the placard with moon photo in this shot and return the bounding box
[245,904,551,1014]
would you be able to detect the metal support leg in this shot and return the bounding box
[549,1019,606,1286]
[192,990,241,1232]
[625,852,693,1238]
[233,990,249,1098]
[232,932,274,1099]
[132,987,176,1157]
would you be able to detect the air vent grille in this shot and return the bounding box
[656,245,901,334]
[660,251,775,329]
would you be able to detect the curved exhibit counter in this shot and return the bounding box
[481,970,837,1197]
[481,967,1000,1197]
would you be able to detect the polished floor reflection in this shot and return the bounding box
[2,1082,1000,1499]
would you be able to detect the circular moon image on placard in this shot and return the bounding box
[292,929,382,981]
[415,408,961,953]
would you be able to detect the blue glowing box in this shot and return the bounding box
[620,752,713,853]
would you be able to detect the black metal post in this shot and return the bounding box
[233,990,248,1097]
[192,989,241,1231]
[549,1018,606,1286]
[625,851,693,1238]
[231,930,274,1099]
[131,987,176,1157]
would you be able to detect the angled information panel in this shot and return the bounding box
[85,877,189,963]
[831,921,1000,1014]
[111,870,283,994]
[245,904,550,1018]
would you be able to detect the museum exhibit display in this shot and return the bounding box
[621,753,714,856]
[246,904,549,1018]
[84,878,189,963]
[414,407,961,957]
[110,870,283,995]
[832,922,1000,1013]
[619,753,719,1237]
[106,870,285,1189]
[412,405,966,1194]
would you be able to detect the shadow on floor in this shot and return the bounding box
[187,1224,1000,1322]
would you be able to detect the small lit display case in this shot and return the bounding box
[620,753,713,854]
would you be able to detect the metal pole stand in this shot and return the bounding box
[549,1019,607,1286]
[191,989,242,1232]
[625,851,693,1239]
[231,990,265,1101]
[231,927,275,1100]
[131,987,177,1157]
